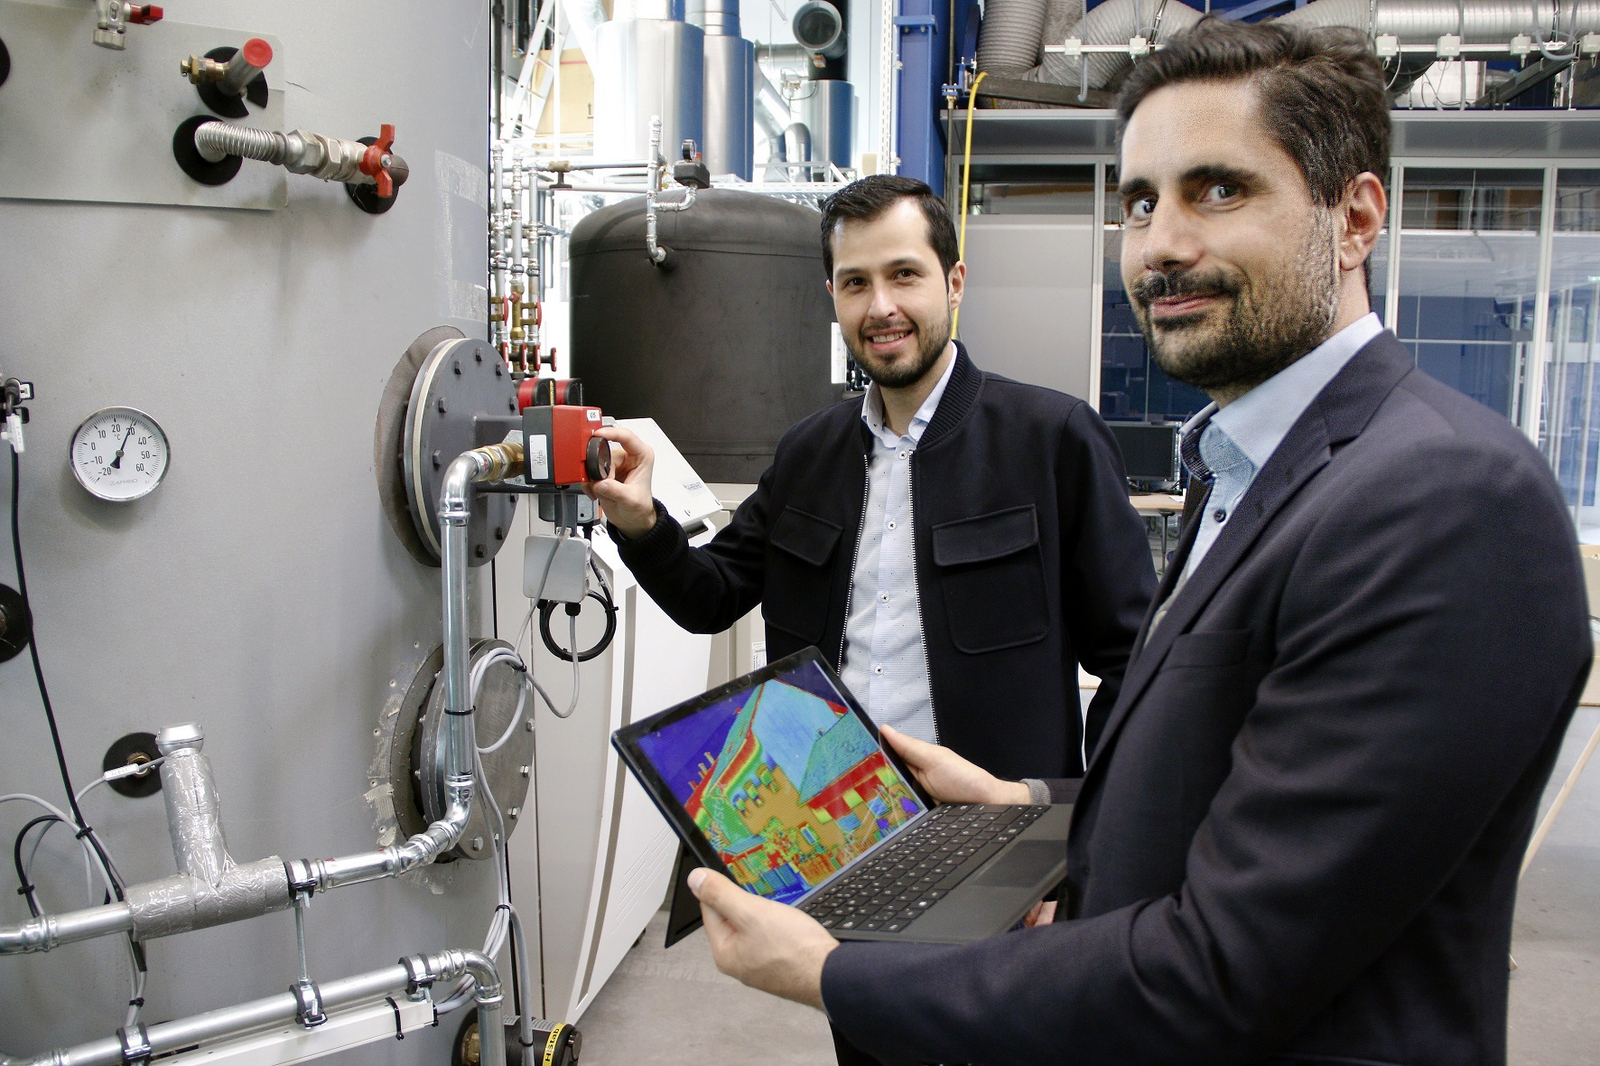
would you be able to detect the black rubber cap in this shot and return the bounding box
[102,733,163,799]
[0,36,12,90]
[0,583,30,663]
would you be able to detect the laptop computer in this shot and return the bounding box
[612,647,1072,944]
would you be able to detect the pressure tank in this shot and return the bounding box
[568,190,844,483]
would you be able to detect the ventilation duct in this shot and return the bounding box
[977,0,1600,101]
[790,0,853,168]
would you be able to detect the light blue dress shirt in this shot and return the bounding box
[1146,313,1384,640]
[1179,313,1384,581]
[838,350,957,743]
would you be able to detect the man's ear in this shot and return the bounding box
[947,261,967,310]
[1338,172,1387,275]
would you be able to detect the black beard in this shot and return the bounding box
[1130,227,1337,396]
[847,315,952,390]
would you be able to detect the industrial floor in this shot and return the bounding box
[577,708,1600,1066]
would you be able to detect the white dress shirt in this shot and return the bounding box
[838,350,957,742]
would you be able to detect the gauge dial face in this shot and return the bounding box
[70,408,170,502]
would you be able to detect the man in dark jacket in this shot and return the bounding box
[674,20,1592,1066]
[591,176,1156,795]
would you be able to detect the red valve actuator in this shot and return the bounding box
[360,123,397,199]
[126,5,163,23]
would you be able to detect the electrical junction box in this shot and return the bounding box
[524,535,590,604]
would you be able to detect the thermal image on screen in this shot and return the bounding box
[635,661,926,905]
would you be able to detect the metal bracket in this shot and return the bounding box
[291,978,327,1028]
[894,14,937,31]
[400,953,436,999]
[116,1023,153,1065]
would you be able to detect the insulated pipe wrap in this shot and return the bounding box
[126,857,292,940]
[1277,0,1600,40]
[160,750,232,884]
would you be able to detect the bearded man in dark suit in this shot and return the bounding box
[675,18,1593,1066]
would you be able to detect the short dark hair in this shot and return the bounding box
[1117,18,1390,210]
[819,175,961,279]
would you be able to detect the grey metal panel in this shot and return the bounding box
[956,214,1097,402]
[0,3,287,209]
[0,1,490,1061]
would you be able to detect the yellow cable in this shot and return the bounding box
[953,71,987,336]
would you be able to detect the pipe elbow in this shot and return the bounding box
[439,451,488,522]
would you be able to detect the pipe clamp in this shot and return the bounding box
[117,1023,153,1065]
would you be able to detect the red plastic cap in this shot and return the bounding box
[127,5,163,23]
[242,38,273,68]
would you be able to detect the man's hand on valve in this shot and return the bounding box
[689,728,1049,1004]
[585,425,657,538]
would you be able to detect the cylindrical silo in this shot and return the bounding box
[702,0,754,180]
[567,191,844,483]
[593,0,705,164]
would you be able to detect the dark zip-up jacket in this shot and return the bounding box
[611,344,1157,782]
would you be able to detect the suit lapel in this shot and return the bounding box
[1084,332,1418,779]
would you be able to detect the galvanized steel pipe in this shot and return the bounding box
[0,951,502,1066]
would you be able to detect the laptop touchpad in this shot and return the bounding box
[971,841,1063,888]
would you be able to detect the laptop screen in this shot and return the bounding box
[631,657,929,904]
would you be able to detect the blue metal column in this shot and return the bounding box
[894,0,946,194]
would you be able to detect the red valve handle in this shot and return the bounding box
[360,123,397,199]
[126,4,163,23]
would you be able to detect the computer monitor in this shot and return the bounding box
[1107,421,1181,492]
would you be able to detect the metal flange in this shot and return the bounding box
[391,639,535,862]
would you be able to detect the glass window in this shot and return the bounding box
[1546,170,1600,528]
[1393,167,1543,422]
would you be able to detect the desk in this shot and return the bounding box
[1128,492,1186,570]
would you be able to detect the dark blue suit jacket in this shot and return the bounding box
[821,331,1592,1066]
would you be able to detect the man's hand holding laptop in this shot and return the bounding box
[687,725,1049,1008]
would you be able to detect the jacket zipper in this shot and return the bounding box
[907,455,939,743]
[837,453,870,672]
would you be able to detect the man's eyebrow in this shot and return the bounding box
[1181,163,1259,189]
[835,257,927,277]
[1117,176,1157,200]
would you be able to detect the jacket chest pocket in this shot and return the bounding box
[932,505,1049,654]
[764,506,844,645]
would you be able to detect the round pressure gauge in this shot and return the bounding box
[69,407,170,502]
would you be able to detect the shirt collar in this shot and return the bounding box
[1204,312,1383,471]
[861,345,958,447]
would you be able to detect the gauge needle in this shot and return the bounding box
[109,426,135,470]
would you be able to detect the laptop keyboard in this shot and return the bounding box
[797,804,1048,934]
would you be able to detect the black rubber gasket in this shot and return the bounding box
[172,115,242,185]
[102,733,163,799]
[346,135,400,215]
[0,583,30,662]
[195,46,268,118]
[0,36,12,90]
